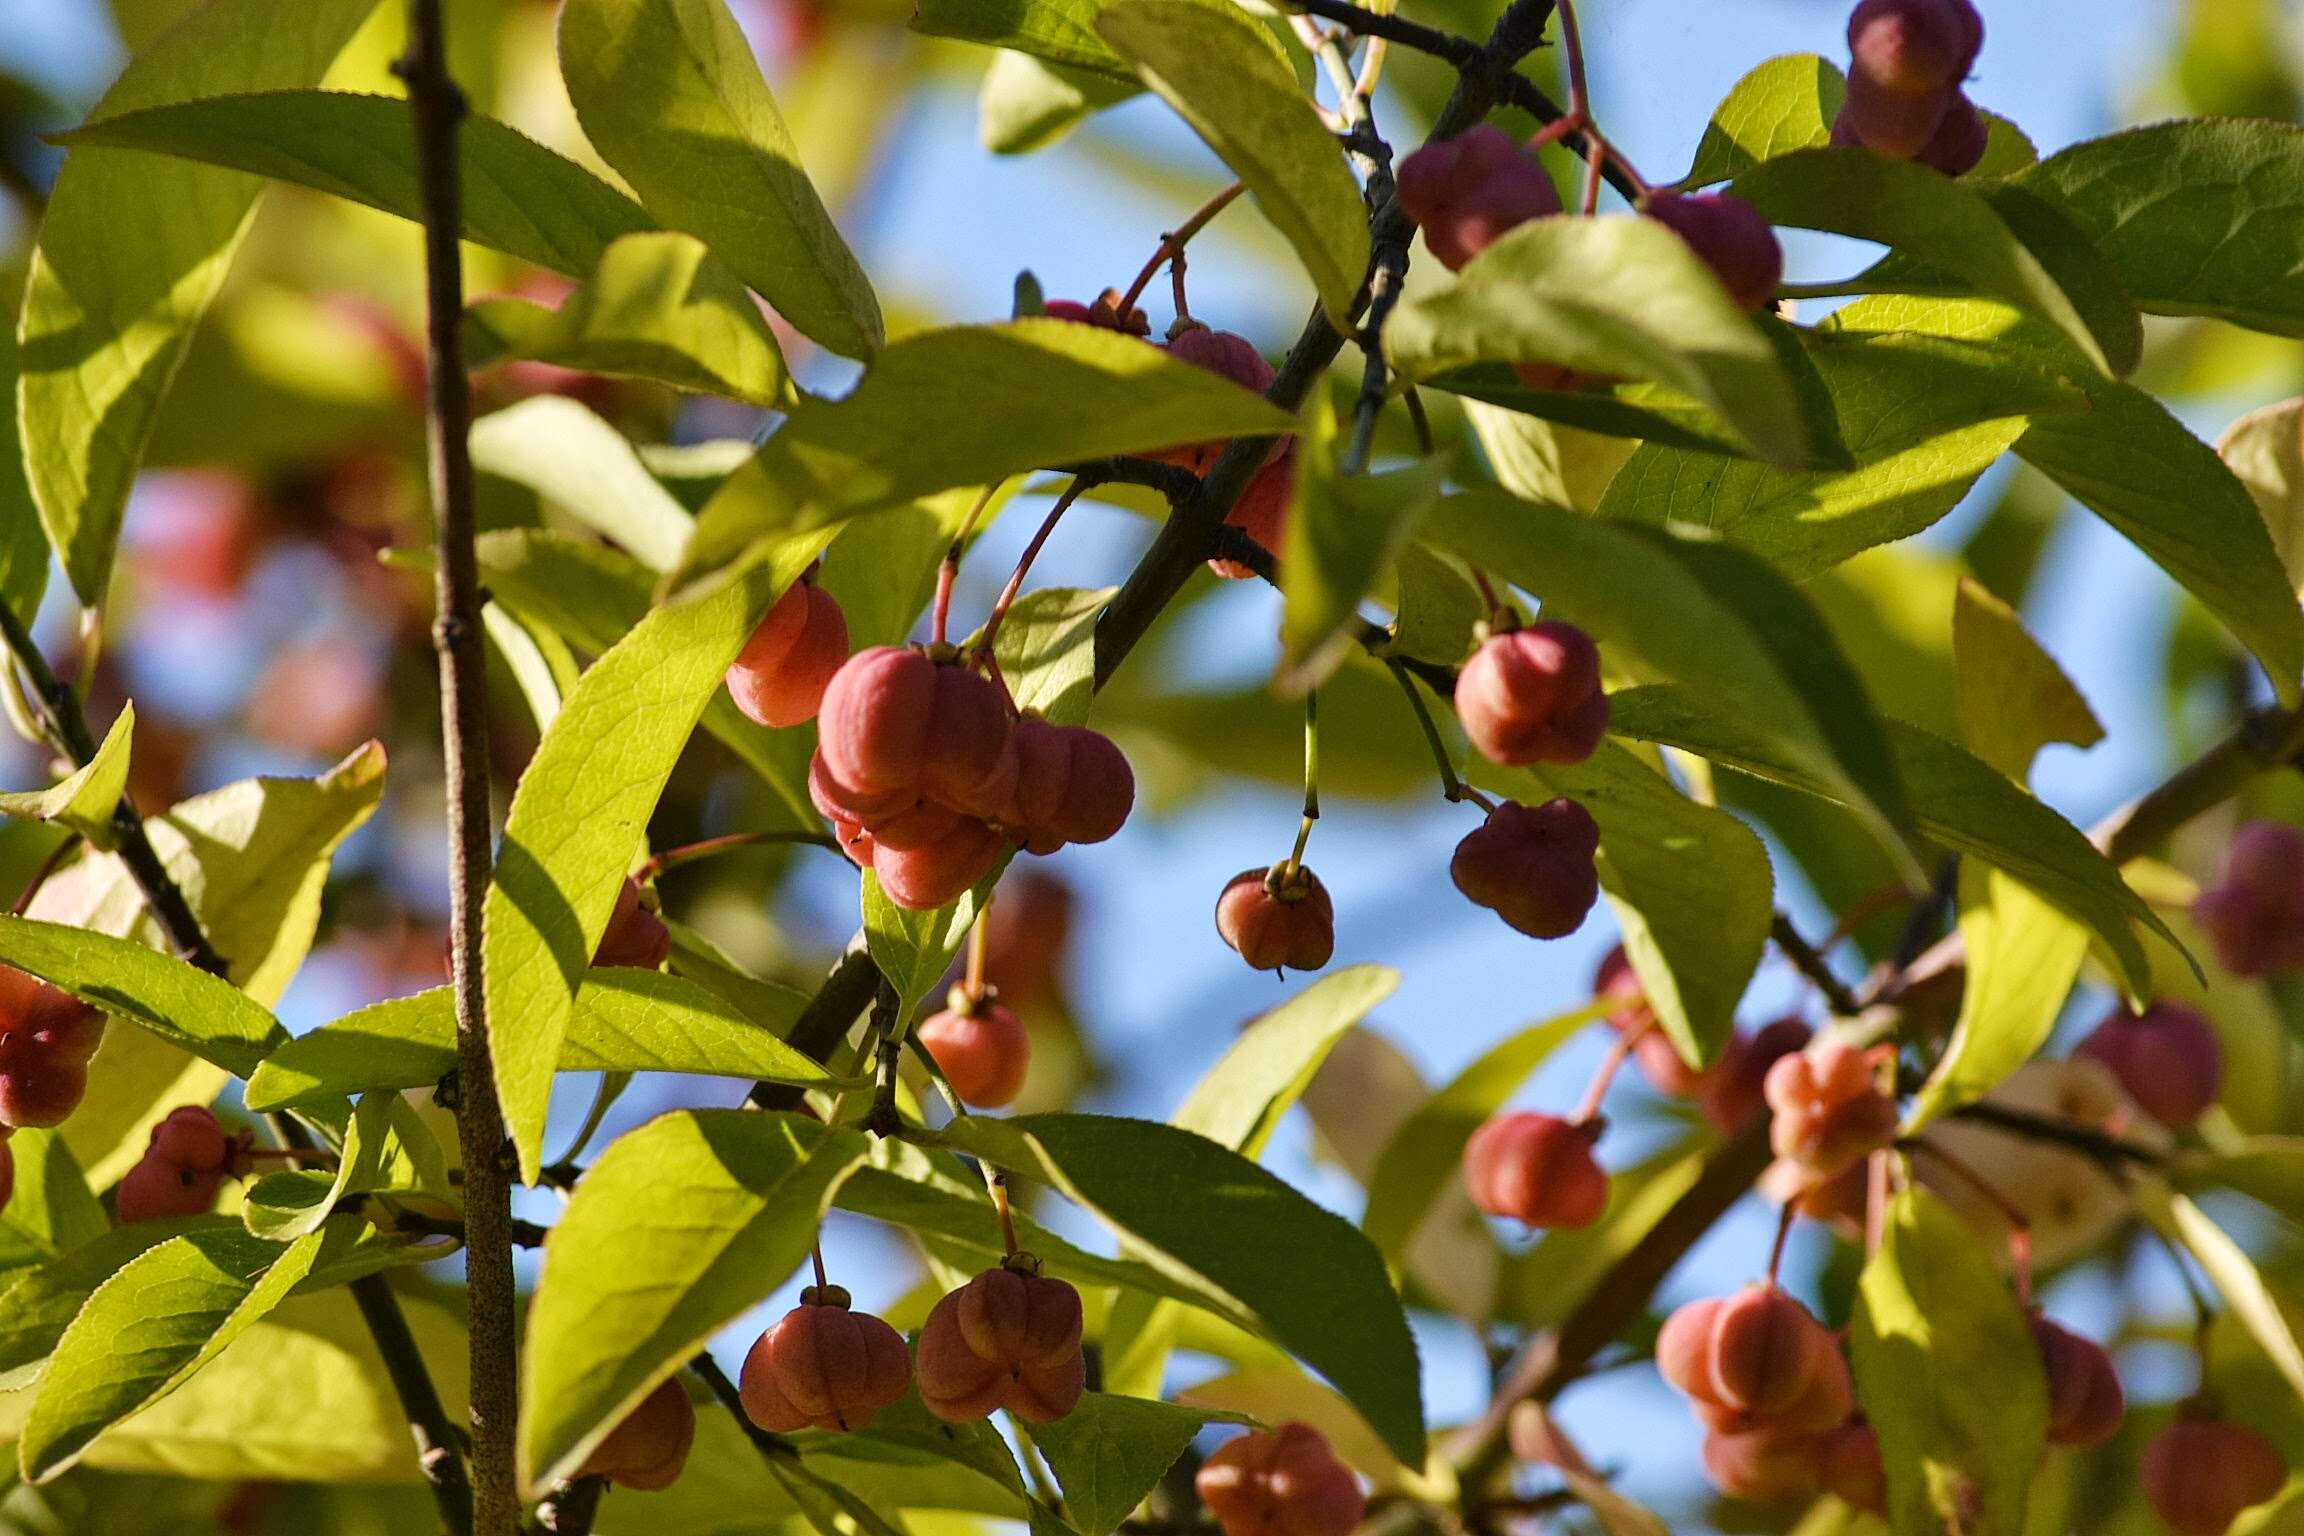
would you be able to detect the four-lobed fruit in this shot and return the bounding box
[739,1285,912,1434]
[2030,1313,2124,1449]
[915,1260,1086,1423]
[115,1105,237,1224]
[2192,820,2304,978]
[576,1377,696,1492]
[2073,1001,2222,1129]
[1197,1421,1367,1536]
[1763,1038,1899,1181]
[1392,124,1563,272]
[1700,1017,1814,1133]
[819,646,1018,819]
[593,877,671,970]
[1658,1284,1853,1435]
[1450,797,1600,939]
[1455,623,1609,768]
[1832,0,1986,167]
[917,988,1032,1108]
[1462,1111,1608,1229]
[1159,326,1282,477]
[2140,1417,2288,1536]
[726,577,850,730]
[997,717,1136,856]
[1209,448,1296,581]
[0,970,103,1132]
[1640,192,1783,314]
[1216,862,1336,973]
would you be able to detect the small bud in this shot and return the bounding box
[1449,797,1601,939]
[1454,623,1609,768]
[576,1378,696,1492]
[2073,1001,2222,1129]
[1216,863,1336,974]
[915,1264,1086,1424]
[1197,1422,1367,1536]
[727,578,850,729]
[1461,1111,1608,1229]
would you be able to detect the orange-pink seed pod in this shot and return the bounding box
[0,1027,88,1130]
[2141,1418,2289,1536]
[1641,192,1783,314]
[1831,70,1958,159]
[1764,1039,1900,1179]
[1701,1425,1825,1503]
[915,1264,1086,1424]
[594,877,671,970]
[1847,0,1982,96]
[918,997,1032,1108]
[577,1378,697,1492]
[1449,797,1601,940]
[1454,624,1609,767]
[739,1292,912,1434]
[150,1106,232,1174]
[1209,450,1296,579]
[1392,125,1563,272]
[1705,1283,1848,1426]
[1461,1111,1608,1229]
[1215,865,1336,974]
[114,1152,223,1224]
[1701,1017,1813,1132]
[998,719,1135,855]
[1197,1422,1367,1536]
[1816,1420,1887,1516]
[726,580,850,729]
[870,806,1005,912]
[1158,328,1279,474]
[817,647,1017,817]
[2074,1001,2223,1129]
[2030,1313,2124,1449]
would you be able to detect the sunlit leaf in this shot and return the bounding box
[1028,1394,1253,1536]
[0,918,283,1078]
[470,396,697,573]
[1683,53,1845,187]
[1280,396,1444,693]
[0,705,134,850]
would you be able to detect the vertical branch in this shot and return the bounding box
[397,4,520,1532]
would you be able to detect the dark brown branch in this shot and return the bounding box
[1770,911,1861,1017]
[1948,1100,2164,1170]
[396,4,518,1531]
[1094,0,1565,687]
[690,1351,797,1466]
[749,948,881,1110]
[348,1263,479,1532]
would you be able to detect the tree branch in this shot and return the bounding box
[1769,912,1861,1017]
[397,4,518,1531]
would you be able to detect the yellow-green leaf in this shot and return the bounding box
[0,704,133,850]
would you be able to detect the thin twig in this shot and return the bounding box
[637,830,839,882]
[1116,182,1247,317]
[690,1352,798,1466]
[1770,912,1861,1017]
[396,5,518,1530]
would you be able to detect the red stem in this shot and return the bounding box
[1116,181,1247,317]
[974,482,1089,668]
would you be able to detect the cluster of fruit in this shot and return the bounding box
[727,576,1136,913]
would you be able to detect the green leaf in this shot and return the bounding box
[1433,366,1813,465]
[0,318,47,627]
[0,918,283,1078]
[970,584,1113,727]
[55,91,656,278]
[1511,741,1774,1065]
[1594,329,2081,578]
[1028,1394,1252,1536]
[1853,1187,2047,1536]
[520,1111,869,1492]
[0,1219,232,1389]
[1172,965,1399,1155]
[1280,396,1444,692]
[20,1226,325,1481]
[470,396,697,573]
[0,1132,107,1260]
[19,0,376,604]
[1603,690,2171,997]
[1428,489,1916,876]
[2018,120,2304,336]
[1360,1003,1605,1266]
[0,704,133,850]
[1683,53,1845,188]
[863,871,998,1022]
[2180,1136,2304,1221]
[2137,1180,2304,1406]
[1384,216,1813,467]
[1949,578,2103,784]
[823,488,1010,652]
[2218,395,2304,600]
[1730,147,2139,375]
[980,51,1138,154]
[464,231,786,405]
[679,320,1296,582]
[918,0,1137,79]
[485,537,828,1180]
[938,1113,1426,1467]
[559,0,883,357]
[239,1094,437,1244]
[1827,294,2304,708]
[248,966,838,1112]
[1096,0,1369,324]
